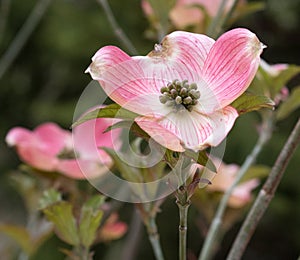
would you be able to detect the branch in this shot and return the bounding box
[227,117,300,259]
[0,0,52,79]
[97,0,138,55]
[198,114,273,260]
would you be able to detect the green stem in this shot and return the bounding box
[97,0,138,55]
[0,0,52,79]
[198,114,273,260]
[176,186,191,260]
[74,245,90,260]
[206,0,227,38]
[206,0,239,38]
[227,118,300,260]
[147,216,165,260]
[138,203,165,260]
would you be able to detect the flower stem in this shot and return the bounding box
[74,245,90,260]
[137,203,165,260]
[206,0,239,38]
[206,0,227,38]
[227,117,300,260]
[97,0,138,55]
[198,114,273,260]
[147,216,165,260]
[0,0,52,79]
[176,186,191,260]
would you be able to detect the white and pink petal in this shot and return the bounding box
[203,28,264,108]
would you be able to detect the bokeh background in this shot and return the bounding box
[0,0,300,259]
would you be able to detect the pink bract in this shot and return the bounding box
[6,117,121,179]
[86,28,264,152]
[193,158,260,208]
[170,0,239,29]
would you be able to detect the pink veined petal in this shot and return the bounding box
[6,126,59,171]
[73,117,121,160]
[135,115,185,152]
[146,31,214,77]
[202,28,264,109]
[57,159,112,179]
[135,31,214,96]
[86,34,214,116]
[17,144,58,171]
[34,123,71,156]
[86,46,155,114]
[135,106,238,152]
[6,127,33,146]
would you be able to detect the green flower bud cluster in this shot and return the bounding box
[159,79,200,112]
[57,147,77,159]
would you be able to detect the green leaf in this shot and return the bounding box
[72,104,139,127]
[231,91,275,115]
[276,86,300,121]
[104,120,150,141]
[0,224,33,255]
[104,120,134,133]
[239,165,270,183]
[272,65,300,97]
[184,149,217,173]
[79,195,104,248]
[83,194,105,210]
[39,188,62,209]
[42,201,79,246]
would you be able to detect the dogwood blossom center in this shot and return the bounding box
[159,79,200,112]
[57,147,77,159]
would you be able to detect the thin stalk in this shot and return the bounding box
[206,0,239,38]
[137,203,165,260]
[73,245,90,260]
[147,216,164,260]
[198,114,273,260]
[97,0,138,55]
[0,0,52,79]
[222,0,239,27]
[120,209,143,260]
[206,0,227,38]
[177,200,190,260]
[227,118,300,260]
[176,185,191,260]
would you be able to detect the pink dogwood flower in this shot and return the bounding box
[6,117,121,179]
[98,213,128,242]
[86,28,264,152]
[142,0,245,30]
[169,0,241,29]
[193,158,259,208]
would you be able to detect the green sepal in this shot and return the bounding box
[79,195,105,248]
[42,201,80,246]
[276,86,300,121]
[231,91,275,115]
[104,120,150,140]
[72,104,139,128]
[184,149,217,173]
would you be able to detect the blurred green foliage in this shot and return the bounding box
[0,0,300,259]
